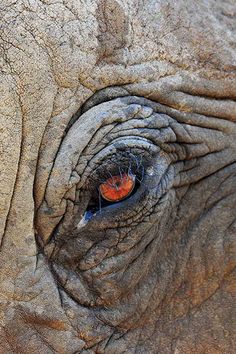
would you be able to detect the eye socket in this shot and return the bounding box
[99,173,135,202]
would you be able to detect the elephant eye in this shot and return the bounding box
[99,173,136,203]
[84,153,145,216]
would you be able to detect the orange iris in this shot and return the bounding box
[99,173,135,202]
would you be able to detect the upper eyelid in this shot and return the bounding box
[88,116,173,153]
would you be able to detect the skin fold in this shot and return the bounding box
[0,0,236,353]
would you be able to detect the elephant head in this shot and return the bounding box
[0,0,236,353]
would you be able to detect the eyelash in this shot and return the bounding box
[87,152,145,185]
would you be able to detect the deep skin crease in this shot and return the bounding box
[0,0,236,353]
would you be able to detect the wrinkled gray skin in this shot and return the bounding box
[0,0,236,353]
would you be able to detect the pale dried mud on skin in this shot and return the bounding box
[0,0,236,353]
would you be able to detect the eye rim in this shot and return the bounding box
[80,152,171,229]
[80,168,168,229]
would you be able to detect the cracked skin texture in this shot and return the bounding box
[0,0,236,353]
